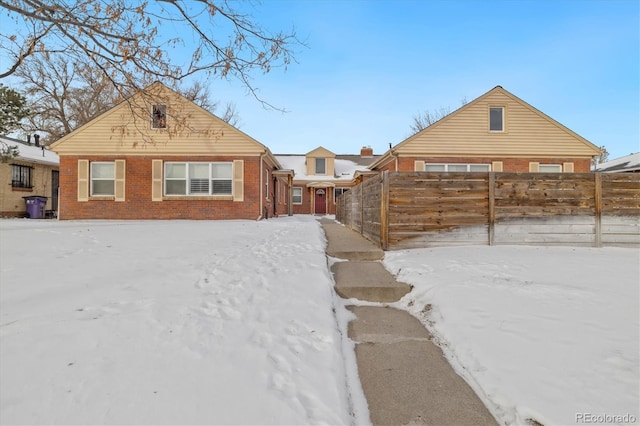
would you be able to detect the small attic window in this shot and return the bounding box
[152,104,167,129]
[489,107,504,132]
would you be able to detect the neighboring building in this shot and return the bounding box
[50,82,291,220]
[595,153,640,173]
[275,146,380,215]
[369,86,602,173]
[0,135,60,217]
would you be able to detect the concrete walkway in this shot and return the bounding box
[320,218,497,426]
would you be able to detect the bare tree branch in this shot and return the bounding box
[0,0,302,111]
[16,56,242,145]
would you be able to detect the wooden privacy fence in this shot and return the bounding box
[336,172,640,250]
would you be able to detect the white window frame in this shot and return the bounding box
[334,187,349,202]
[424,163,491,172]
[315,158,326,175]
[90,162,115,196]
[292,187,303,204]
[538,164,562,173]
[489,106,504,132]
[164,162,233,196]
[152,104,167,129]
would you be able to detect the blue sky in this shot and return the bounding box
[1,0,637,159]
[199,0,638,159]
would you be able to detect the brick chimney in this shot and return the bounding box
[360,146,373,158]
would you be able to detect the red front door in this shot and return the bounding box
[315,189,326,214]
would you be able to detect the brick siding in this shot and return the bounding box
[397,156,591,172]
[59,155,265,220]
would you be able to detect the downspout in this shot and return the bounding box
[258,151,266,220]
[288,174,293,216]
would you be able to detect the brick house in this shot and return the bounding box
[275,146,380,215]
[50,83,292,220]
[0,135,60,217]
[369,86,602,173]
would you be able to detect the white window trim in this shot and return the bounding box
[424,163,492,172]
[292,187,303,204]
[334,187,349,202]
[538,164,563,173]
[164,162,233,196]
[90,161,115,196]
[489,106,504,132]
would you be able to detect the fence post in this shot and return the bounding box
[488,172,495,246]
[380,171,390,250]
[595,173,602,247]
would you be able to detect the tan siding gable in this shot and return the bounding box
[52,83,270,157]
[306,146,336,176]
[306,146,336,158]
[395,87,601,158]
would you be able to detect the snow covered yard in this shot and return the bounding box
[384,245,639,426]
[2,217,638,426]
[0,217,365,425]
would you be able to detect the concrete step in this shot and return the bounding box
[348,306,497,426]
[332,261,412,302]
[321,220,384,261]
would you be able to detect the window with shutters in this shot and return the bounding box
[90,162,115,196]
[424,163,491,172]
[164,162,233,196]
[538,164,562,173]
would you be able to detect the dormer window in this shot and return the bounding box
[152,104,167,129]
[315,158,326,174]
[489,107,504,132]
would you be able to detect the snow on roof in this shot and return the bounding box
[275,155,371,181]
[595,152,640,173]
[1,136,59,167]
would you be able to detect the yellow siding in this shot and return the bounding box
[397,88,601,158]
[327,157,335,176]
[52,84,269,156]
[305,146,336,176]
[306,147,336,158]
[0,162,58,214]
